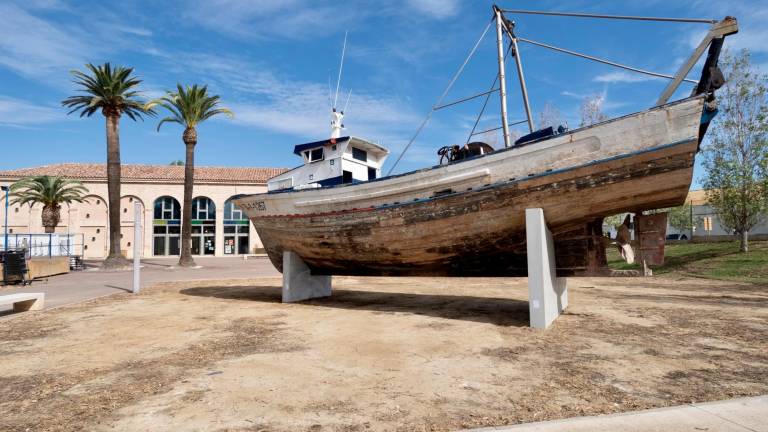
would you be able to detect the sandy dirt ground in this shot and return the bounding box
[0,275,766,431]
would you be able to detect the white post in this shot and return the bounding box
[525,208,568,329]
[282,251,331,303]
[132,201,142,294]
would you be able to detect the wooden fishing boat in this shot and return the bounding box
[235,8,737,277]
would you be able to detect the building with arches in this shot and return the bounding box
[0,163,286,259]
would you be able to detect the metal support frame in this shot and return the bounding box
[494,8,512,147]
[656,17,738,105]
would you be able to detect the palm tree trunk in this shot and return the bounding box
[179,131,197,267]
[102,113,129,268]
[41,204,60,234]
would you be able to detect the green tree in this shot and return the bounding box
[62,63,153,268]
[537,102,563,130]
[646,203,701,238]
[603,214,626,230]
[667,203,700,237]
[147,84,233,267]
[10,176,89,233]
[169,160,184,166]
[701,50,768,252]
[579,94,609,127]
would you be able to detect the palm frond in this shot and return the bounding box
[10,176,90,207]
[156,116,183,132]
[62,62,154,120]
[149,83,234,133]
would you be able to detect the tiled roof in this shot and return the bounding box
[0,163,287,184]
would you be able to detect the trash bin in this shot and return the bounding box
[2,250,30,285]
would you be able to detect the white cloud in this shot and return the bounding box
[593,71,655,83]
[405,0,460,19]
[0,96,64,127]
[185,0,357,40]
[186,0,462,41]
[165,53,420,143]
[561,90,589,99]
[0,3,91,80]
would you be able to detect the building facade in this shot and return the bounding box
[603,189,768,241]
[0,163,286,259]
[668,190,768,240]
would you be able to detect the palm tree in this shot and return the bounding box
[62,63,153,268]
[10,176,89,233]
[147,84,233,267]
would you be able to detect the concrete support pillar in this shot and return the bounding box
[282,251,331,303]
[525,208,568,329]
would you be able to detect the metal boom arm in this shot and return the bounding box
[656,17,738,105]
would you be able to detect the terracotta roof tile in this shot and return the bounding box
[0,163,287,184]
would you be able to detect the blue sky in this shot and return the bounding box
[1,0,766,188]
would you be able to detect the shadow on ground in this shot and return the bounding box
[180,285,530,327]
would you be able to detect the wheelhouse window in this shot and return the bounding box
[304,147,324,163]
[352,147,367,162]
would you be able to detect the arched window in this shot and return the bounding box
[152,196,180,256]
[224,198,250,255]
[191,197,216,255]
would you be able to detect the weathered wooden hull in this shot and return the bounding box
[236,96,705,276]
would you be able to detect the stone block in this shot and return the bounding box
[525,208,568,329]
[282,251,332,303]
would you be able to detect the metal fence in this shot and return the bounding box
[0,233,84,258]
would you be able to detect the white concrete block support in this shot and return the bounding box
[525,208,568,329]
[282,251,332,303]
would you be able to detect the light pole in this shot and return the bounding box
[1,185,8,252]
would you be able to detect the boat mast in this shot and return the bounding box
[494,6,534,142]
[493,6,512,147]
[331,31,349,139]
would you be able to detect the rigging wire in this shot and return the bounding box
[466,42,513,144]
[387,19,494,176]
[470,119,529,138]
[343,89,353,113]
[518,37,698,84]
[390,8,709,175]
[433,87,500,111]
[334,31,348,109]
[500,9,717,24]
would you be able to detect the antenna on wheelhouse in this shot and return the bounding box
[331,31,349,139]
